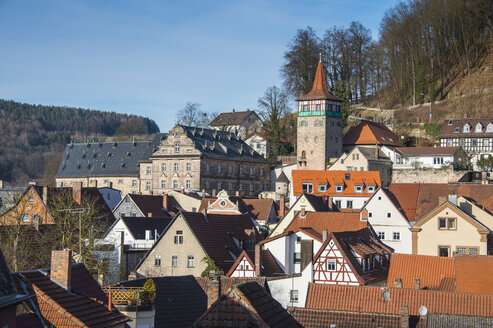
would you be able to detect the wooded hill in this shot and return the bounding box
[0,99,160,186]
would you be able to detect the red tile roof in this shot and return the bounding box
[13,263,129,327]
[398,146,461,156]
[129,194,178,217]
[343,121,401,146]
[194,282,303,327]
[387,254,456,291]
[289,307,402,328]
[455,255,493,294]
[297,60,341,101]
[292,170,381,196]
[182,212,258,273]
[243,198,277,223]
[439,118,493,138]
[386,184,420,222]
[305,283,493,317]
[287,211,366,236]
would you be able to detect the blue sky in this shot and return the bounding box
[0,0,397,132]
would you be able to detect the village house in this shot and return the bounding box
[329,146,393,186]
[290,170,381,209]
[343,120,401,152]
[391,146,468,170]
[209,109,262,139]
[245,133,290,159]
[225,247,283,278]
[135,212,258,277]
[141,125,271,197]
[112,193,178,221]
[439,116,493,167]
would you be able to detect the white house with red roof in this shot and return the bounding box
[362,187,413,254]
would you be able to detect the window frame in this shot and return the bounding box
[438,246,450,257]
[154,255,162,267]
[187,255,195,268]
[302,182,313,193]
[327,259,336,271]
[171,255,178,267]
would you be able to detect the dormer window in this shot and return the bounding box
[318,184,327,192]
[454,127,460,133]
[463,123,471,133]
[448,120,453,125]
[367,186,375,193]
[475,123,483,133]
[487,123,493,133]
[355,185,363,193]
[302,182,313,193]
[335,185,343,193]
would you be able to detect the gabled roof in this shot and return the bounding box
[287,211,365,237]
[128,194,176,217]
[343,121,401,146]
[305,283,493,317]
[297,60,342,102]
[398,146,461,156]
[194,282,303,328]
[303,194,331,212]
[275,170,290,184]
[387,184,421,222]
[439,117,493,138]
[226,249,283,277]
[121,216,173,240]
[314,228,391,285]
[356,146,392,162]
[243,198,276,223]
[199,194,249,214]
[13,263,129,327]
[209,110,260,127]
[387,254,456,291]
[194,276,267,297]
[292,170,381,196]
[455,255,493,294]
[56,138,163,178]
[181,212,257,273]
[118,275,207,328]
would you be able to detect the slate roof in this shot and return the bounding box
[0,247,31,310]
[209,110,260,127]
[161,125,269,163]
[0,187,25,216]
[292,170,381,196]
[12,263,129,327]
[297,60,342,101]
[398,146,461,156]
[439,118,493,138]
[182,212,258,273]
[121,216,173,240]
[305,283,493,317]
[303,194,331,212]
[286,211,365,237]
[357,146,392,162]
[118,275,207,328]
[387,254,456,291]
[128,194,176,217]
[194,282,303,328]
[275,170,290,184]
[226,249,283,277]
[289,307,405,328]
[56,137,164,178]
[343,121,401,146]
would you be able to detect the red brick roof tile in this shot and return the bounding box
[243,198,277,223]
[297,61,342,101]
[343,121,401,146]
[455,255,493,294]
[305,283,493,317]
[287,211,366,236]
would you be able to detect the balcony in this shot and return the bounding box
[104,286,154,311]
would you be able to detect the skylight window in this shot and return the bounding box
[448,120,453,125]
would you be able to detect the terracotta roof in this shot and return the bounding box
[209,110,259,127]
[455,255,493,294]
[121,216,173,240]
[313,228,391,285]
[387,254,456,291]
[287,211,366,236]
[182,212,258,273]
[13,263,129,328]
[389,183,493,221]
[398,146,461,156]
[297,60,342,101]
[129,194,177,217]
[343,121,401,146]
[292,170,381,196]
[439,118,493,138]
[289,307,404,328]
[305,283,493,317]
[243,198,276,223]
[194,282,303,327]
[119,275,207,328]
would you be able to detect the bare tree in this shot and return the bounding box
[176,102,202,127]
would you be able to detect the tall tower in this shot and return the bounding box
[297,57,343,170]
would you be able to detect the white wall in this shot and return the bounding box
[394,155,454,169]
[267,264,313,308]
[331,196,369,210]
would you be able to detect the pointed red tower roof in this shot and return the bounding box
[297,59,342,101]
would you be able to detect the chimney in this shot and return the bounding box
[163,194,168,210]
[43,186,48,204]
[279,195,286,217]
[400,305,409,328]
[322,229,328,242]
[361,209,368,221]
[51,250,72,291]
[235,190,240,197]
[300,208,306,219]
[212,189,216,198]
[147,212,152,218]
[328,196,333,210]
[463,112,468,118]
[448,194,457,206]
[255,243,261,277]
[73,182,82,205]
[414,278,420,289]
[394,277,403,288]
[207,270,220,308]
[438,196,446,204]
[232,109,235,113]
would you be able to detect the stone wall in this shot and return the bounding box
[392,168,465,184]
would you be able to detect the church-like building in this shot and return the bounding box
[297,58,343,170]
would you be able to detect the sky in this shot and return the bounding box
[0,0,398,132]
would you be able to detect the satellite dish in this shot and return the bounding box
[419,306,428,316]
[382,290,390,301]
